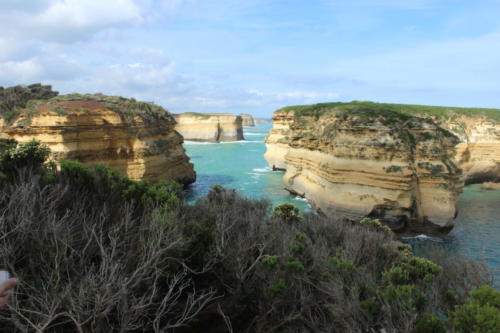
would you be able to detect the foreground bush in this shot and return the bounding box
[0,141,497,332]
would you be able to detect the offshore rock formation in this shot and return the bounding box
[0,94,196,185]
[265,102,465,235]
[240,114,255,126]
[174,113,244,142]
[255,119,271,124]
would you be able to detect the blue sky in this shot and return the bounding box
[1,0,500,117]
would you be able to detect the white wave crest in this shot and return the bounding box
[252,167,272,172]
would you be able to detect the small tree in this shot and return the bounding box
[449,285,500,332]
[272,203,301,224]
[0,140,50,175]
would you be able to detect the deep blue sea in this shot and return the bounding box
[184,123,500,288]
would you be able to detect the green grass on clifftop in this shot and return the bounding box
[51,93,174,124]
[181,112,214,119]
[278,101,500,122]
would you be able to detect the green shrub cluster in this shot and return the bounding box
[0,83,58,123]
[0,141,497,332]
[278,100,500,122]
[271,202,302,224]
[359,217,394,235]
[51,93,173,124]
[449,285,500,332]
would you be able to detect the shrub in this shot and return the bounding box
[0,144,495,332]
[359,217,393,235]
[60,159,94,189]
[383,256,442,285]
[0,83,58,123]
[0,139,50,175]
[414,314,446,333]
[272,203,302,224]
[449,285,500,333]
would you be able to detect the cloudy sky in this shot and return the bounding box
[1,0,499,117]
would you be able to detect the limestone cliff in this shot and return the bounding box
[174,113,244,142]
[429,115,500,184]
[265,102,465,235]
[240,114,255,126]
[0,94,196,185]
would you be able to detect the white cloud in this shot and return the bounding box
[248,89,340,101]
[0,0,142,43]
[103,62,177,89]
[0,60,44,84]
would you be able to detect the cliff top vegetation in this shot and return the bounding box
[50,93,175,124]
[278,101,500,122]
[176,112,214,119]
[0,83,58,124]
[0,84,174,125]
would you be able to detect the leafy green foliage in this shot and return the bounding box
[383,256,442,285]
[272,203,302,224]
[0,83,58,123]
[50,93,173,124]
[0,140,50,175]
[0,142,495,333]
[60,159,182,208]
[284,257,305,273]
[449,286,500,333]
[260,255,278,270]
[277,100,500,122]
[384,284,427,311]
[264,279,286,298]
[414,314,446,333]
[359,217,393,235]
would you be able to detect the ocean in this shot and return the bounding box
[183,123,500,287]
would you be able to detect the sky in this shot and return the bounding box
[1,0,500,117]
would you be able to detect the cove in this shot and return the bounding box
[183,123,500,287]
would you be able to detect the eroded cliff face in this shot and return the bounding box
[432,116,500,184]
[0,94,196,185]
[265,106,463,235]
[240,114,255,126]
[173,113,244,142]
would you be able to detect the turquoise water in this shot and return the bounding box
[184,124,311,212]
[183,124,500,287]
[410,184,500,288]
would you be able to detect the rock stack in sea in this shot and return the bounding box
[173,113,244,142]
[265,102,466,235]
[240,114,255,126]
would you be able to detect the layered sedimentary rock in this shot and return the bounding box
[431,116,500,184]
[265,103,465,235]
[0,94,196,184]
[173,113,244,142]
[240,114,255,126]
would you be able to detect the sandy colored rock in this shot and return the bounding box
[173,113,244,142]
[481,182,500,190]
[434,117,500,184]
[0,94,196,185]
[265,104,463,235]
[240,114,255,126]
